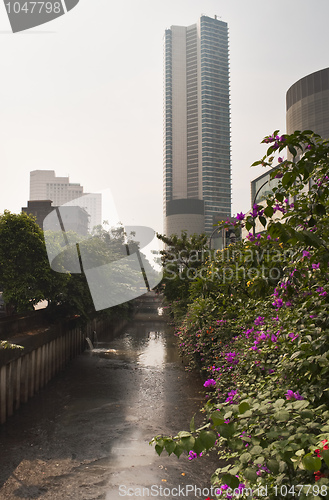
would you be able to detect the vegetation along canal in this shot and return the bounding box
[0,302,220,499]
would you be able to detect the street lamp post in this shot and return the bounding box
[209,225,226,252]
[252,180,269,236]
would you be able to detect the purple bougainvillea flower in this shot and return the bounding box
[272,298,283,309]
[188,450,202,460]
[236,212,245,221]
[204,378,216,388]
[285,390,295,400]
[285,390,303,400]
[303,250,311,258]
[312,263,320,270]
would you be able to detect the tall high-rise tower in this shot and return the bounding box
[163,15,231,236]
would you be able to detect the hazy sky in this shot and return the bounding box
[1,0,329,234]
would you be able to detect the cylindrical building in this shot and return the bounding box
[286,67,329,138]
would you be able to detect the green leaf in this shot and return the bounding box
[173,442,185,458]
[164,440,176,455]
[250,445,264,455]
[315,203,326,216]
[218,423,235,439]
[264,205,274,218]
[259,216,267,228]
[238,401,250,414]
[221,474,239,489]
[322,449,329,467]
[288,144,297,156]
[211,411,225,426]
[181,435,195,451]
[274,410,290,421]
[273,398,285,407]
[244,468,258,481]
[155,444,164,456]
[193,437,205,455]
[240,452,251,464]
[300,409,313,419]
[267,459,279,474]
[282,172,293,188]
[302,453,322,472]
[190,415,196,433]
[178,431,192,439]
[199,430,217,450]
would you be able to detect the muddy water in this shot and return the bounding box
[0,314,222,499]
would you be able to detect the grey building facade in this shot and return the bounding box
[286,67,329,139]
[163,15,231,236]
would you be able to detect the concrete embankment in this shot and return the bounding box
[0,311,129,425]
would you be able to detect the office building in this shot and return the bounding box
[163,15,231,236]
[242,68,329,240]
[286,67,329,139]
[22,200,89,236]
[29,170,102,232]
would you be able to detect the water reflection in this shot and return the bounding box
[88,323,181,367]
[137,333,165,368]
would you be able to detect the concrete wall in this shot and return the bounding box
[0,315,128,425]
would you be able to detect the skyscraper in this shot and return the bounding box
[163,15,231,237]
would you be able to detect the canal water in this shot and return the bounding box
[0,309,221,499]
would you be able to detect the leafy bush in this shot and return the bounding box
[151,131,329,499]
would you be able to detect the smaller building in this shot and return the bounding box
[22,200,89,236]
[22,200,54,228]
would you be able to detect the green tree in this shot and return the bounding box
[156,231,208,318]
[0,211,68,313]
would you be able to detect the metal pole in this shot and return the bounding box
[252,180,269,236]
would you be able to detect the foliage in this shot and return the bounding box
[0,211,68,313]
[151,131,329,499]
[0,211,135,321]
[156,231,208,319]
[0,340,24,350]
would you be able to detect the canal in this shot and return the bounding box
[0,306,221,499]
